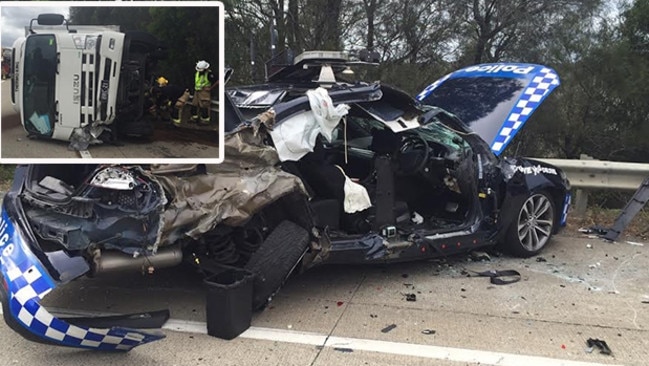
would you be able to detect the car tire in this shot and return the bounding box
[244,220,310,310]
[503,191,556,257]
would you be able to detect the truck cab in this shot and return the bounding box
[11,14,163,145]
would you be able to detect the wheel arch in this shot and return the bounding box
[497,177,566,242]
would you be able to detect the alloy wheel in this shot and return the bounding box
[517,193,554,252]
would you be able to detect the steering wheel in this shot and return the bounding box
[394,134,429,175]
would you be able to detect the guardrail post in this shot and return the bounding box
[603,176,649,241]
[573,154,594,218]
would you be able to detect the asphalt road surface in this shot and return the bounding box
[0,80,221,161]
[0,233,647,366]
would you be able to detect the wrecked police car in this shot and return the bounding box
[0,51,570,349]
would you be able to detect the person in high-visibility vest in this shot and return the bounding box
[149,76,190,125]
[191,60,218,124]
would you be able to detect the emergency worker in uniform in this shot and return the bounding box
[150,77,190,125]
[191,60,218,124]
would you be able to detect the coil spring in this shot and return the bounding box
[200,231,240,265]
[234,228,265,262]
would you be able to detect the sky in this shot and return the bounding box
[1,5,71,48]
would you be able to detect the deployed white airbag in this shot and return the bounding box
[269,87,349,161]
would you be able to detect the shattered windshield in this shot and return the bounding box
[23,34,57,137]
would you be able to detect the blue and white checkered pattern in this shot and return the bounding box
[560,193,571,226]
[491,68,560,154]
[416,64,561,155]
[0,210,164,351]
[415,72,452,101]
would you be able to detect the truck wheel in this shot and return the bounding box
[125,31,159,53]
[244,220,310,310]
[502,191,556,257]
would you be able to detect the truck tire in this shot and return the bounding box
[125,31,159,53]
[244,220,310,310]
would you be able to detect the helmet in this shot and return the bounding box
[156,76,168,87]
[196,60,210,71]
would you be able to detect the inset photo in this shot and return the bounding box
[0,1,224,163]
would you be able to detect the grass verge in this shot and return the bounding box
[0,165,15,192]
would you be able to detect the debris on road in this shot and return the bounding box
[421,329,436,335]
[381,324,397,333]
[586,244,593,249]
[470,251,491,261]
[404,293,417,302]
[469,269,521,285]
[333,347,354,353]
[586,338,612,355]
[337,301,344,307]
[536,256,547,262]
[579,226,609,235]
[626,241,645,247]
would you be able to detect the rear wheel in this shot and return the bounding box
[503,192,555,257]
[244,220,310,310]
[125,31,159,53]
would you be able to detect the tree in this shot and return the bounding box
[508,0,649,162]
[622,0,649,55]
[69,7,152,31]
[447,0,602,64]
[148,6,221,87]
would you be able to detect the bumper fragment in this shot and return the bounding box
[0,209,165,351]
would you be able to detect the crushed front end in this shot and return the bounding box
[0,166,167,350]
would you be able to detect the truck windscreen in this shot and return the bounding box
[23,34,57,136]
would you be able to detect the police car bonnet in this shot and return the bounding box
[416,63,560,155]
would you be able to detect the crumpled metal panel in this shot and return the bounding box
[155,124,308,246]
[0,209,165,350]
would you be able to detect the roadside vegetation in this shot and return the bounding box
[0,165,14,192]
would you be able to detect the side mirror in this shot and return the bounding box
[37,14,65,26]
[30,14,67,34]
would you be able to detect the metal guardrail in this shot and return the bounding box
[534,158,649,190]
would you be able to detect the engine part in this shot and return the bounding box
[91,247,183,276]
[89,167,138,190]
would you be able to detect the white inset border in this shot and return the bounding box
[0,1,225,164]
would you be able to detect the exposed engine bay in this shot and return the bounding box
[18,127,310,275]
[23,165,165,252]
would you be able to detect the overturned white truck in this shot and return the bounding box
[10,14,165,148]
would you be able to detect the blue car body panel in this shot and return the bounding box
[0,209,164,351]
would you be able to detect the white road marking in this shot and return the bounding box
[240,326,327,346]
[0,306,622,366]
